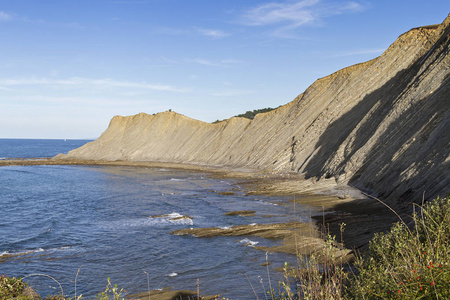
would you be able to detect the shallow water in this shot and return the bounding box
[0,140,316,299]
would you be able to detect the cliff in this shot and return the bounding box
[57,15,450,205]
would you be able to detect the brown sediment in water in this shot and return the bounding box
[130,287,219,300]
[216,191,235,196]
[224,210,256,216]
[171,221,353,263]
[149,214,194,220]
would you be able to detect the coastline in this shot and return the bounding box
[0,157,395,250]
[1,158,400,298]
[0,157,366,203]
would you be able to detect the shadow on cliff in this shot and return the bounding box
[350,80,449,201]
[302,29,449,205]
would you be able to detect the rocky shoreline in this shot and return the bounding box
[1,158,396,250]
[1,158,401,299]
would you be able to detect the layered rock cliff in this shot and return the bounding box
[57,15,450,205]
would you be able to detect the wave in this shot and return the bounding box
[239,238,259,247]
[0,248,44,257]
[165,212,186,219]
[167,272,178,277]
[101,213,194,230]
[169,178,185,182]
[0,246,72,259]
[153,212,194,226]
[254,199,279,206]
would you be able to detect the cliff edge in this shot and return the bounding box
[57,15,450,205]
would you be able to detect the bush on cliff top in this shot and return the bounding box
[212,107,278,123]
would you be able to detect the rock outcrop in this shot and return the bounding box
[57,15,450,205]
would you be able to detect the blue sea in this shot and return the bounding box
[0,139,312,299]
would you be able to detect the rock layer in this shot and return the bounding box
[57,15,450,205]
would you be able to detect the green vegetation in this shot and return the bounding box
[233,107,278,119]
[275,233,348,300]
[272,194,450,299]
[2,195,448,299]
[346,195,450,299]
[0,276,126,300]
[0,274,27,300]
[212,107,279,123]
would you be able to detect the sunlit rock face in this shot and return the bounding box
[57,15,450,205]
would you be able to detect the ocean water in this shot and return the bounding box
[0,139,93,159]
[0,139,313,299]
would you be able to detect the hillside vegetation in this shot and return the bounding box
[212,107,279,123]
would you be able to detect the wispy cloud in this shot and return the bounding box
[189,58,243,67]
[0,10,45,24]
[0,11,12,21]
[0,77,189,92]
[151,26,230,39]
[0,10,82,28]
[10,95,156,107]
[194,27,230,38]
[240,0,366,37]
[190,59,220,67]
[242,0,318,26]
[221,59,243,64]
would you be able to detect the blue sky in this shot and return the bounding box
[0,0,448,139]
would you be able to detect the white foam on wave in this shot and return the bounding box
[257,199,279,206]
[220,226,231,230]
[239,238,259,247]
[168,272,178,277]
[170,178,185,182]
[159,212,194,225]
[166,212,183,218]
[101,212,194,229]
[0,248,44,257]
[0,246,72,258]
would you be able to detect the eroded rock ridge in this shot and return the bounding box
[57,15,450,204]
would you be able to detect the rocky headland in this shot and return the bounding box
[55,15,449,208]
[27,13,445,256]
[3,14,449,300]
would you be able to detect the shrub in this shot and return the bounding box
[0,274,27,300]
[346,195,450,299]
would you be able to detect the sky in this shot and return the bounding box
[0,1,448,139]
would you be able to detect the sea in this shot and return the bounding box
[0,139,314,299]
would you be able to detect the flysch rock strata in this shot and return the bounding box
[56,14,450,206]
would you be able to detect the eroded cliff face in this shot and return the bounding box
[58,15,450,204]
